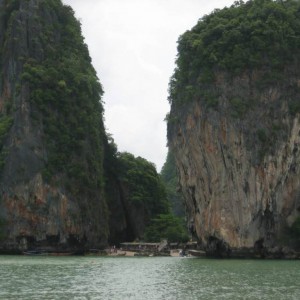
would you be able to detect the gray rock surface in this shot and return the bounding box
[168,69,300,257]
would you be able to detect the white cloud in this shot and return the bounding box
[62,0,235,170]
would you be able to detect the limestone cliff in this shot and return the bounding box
[0,0,109,252]
[167,0,300,257]
[0,0,170,252]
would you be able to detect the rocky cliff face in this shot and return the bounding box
[0,0,169,252]
[169,72,300,257]
[0,0,109,252]
[167,0,300,257]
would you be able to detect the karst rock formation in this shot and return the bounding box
[167,0,300,258]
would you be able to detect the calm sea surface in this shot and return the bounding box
[0,255,299,300]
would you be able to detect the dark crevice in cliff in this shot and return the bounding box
[107,179,136,246]
[205,236,231,258]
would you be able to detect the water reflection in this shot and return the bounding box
[0,256,299,299]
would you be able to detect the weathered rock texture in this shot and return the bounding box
[168,68,300,257]
[0,0,167,252]
[0,0,109,252]
[167,0,300,258]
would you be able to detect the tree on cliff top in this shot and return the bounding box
[168,0,300,110]
[118,152,170,217]
[143,214,189,243]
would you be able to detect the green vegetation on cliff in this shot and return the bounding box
[143,214,189,243]
[114,150,191,243]
[167,0,300,254]
[169,0,300,113]
[118,152,169,217]
[0,0,110,248]
[104,148,178,243]
[160,151,185,217]
[1,0,186,247]
[0,116,13,170]
[168,0,300,164]
[19,1,105,194]
[157,152,189,243]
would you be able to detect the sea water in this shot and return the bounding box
[0,255,299,299]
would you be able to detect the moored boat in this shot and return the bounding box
[23,250,48,256]
[188,250,206,257]
[47,252,74,256]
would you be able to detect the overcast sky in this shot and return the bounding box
[62,0,234,171]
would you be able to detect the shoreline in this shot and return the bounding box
[0,245,299,259]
